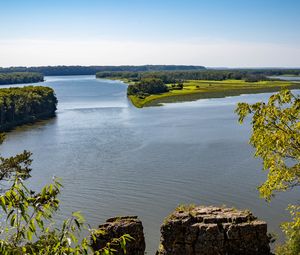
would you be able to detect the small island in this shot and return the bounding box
[96,70,300,108]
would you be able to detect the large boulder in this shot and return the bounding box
[157,205,271,255]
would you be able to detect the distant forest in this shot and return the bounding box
[0,72,44,85]
[0,86,57,131]
[0,65,206,76]
[0,66,299,83]
[96,69,300,83]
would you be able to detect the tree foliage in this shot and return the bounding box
[236,89,300,199]
[0,73,43,85]
[236,89,300,254]
[276,205,300,255]
[127,78,168,96]
[0,86,57,131]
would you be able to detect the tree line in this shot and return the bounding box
[0,65,206,76]
[100,70,266,82]
[96,69,300,83]
[0,66,299,78]
[0,72,44,85]
[0,86,57,131]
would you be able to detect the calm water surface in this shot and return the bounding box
[1,76,299,253]
[271,75,300,81]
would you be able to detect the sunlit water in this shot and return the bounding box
[1,75,299,254]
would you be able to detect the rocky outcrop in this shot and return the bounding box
[91,216,145,255]
[156,205,271,255]
[92,206,271,255]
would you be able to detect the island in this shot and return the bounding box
[96,70,300,108]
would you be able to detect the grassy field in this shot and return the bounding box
[128,79,300,108]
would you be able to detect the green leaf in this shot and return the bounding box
[6,209,14,221]
[74,218,81,229]
[0,196,7,213]
[10,214,16,227]
[27,229,32,241]
[72,211,85,224]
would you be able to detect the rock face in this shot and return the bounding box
[91,216,145,255]
[157,205,271,255]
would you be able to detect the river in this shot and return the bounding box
[1,75,299,253]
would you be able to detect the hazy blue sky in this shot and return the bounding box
[1,0,299,67]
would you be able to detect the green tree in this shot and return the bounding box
[236,89,300,254]
[0,134,132,254]
[127,78,168,96]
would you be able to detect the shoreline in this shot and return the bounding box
[0,111,56,132]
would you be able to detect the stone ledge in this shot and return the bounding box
[91,206,272,255]
[157,205,271,255]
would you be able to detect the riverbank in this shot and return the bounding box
[127,79,300,108]
[0,111,56,132]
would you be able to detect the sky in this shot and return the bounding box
[0,0,300,67]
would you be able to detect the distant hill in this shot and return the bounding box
[0,65,206,76]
